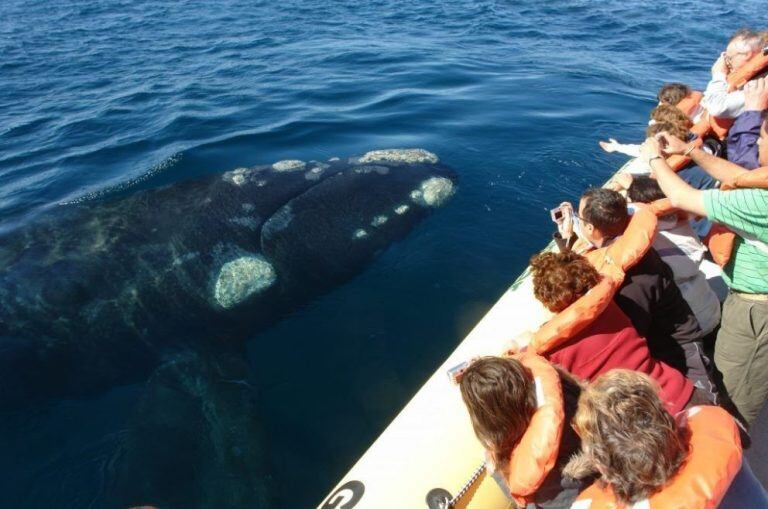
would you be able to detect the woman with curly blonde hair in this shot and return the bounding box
[572,369,767,508]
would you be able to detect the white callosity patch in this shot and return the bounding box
[353,229,368,239]
[358,148,439,165]
[223,167,254,186]
[328,157,340,162]
[371,215,388,227]
[214,255,277,309]
[305,163,329,181]
[272,159,306,172]
[263,204,293,236]
[410,177,455,207]
[242,203,255,212]
[394,204,410,215]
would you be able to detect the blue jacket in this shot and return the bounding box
[727,110,763,170]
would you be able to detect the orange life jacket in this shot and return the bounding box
[530,203,658,354]
[505,352,565,507]
[727,50,768,92]
[572,405,743,509]
[706,167,768,267]
[665,92,711,171]
[675,91,703,118]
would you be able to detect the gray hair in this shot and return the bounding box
[729,28,764,53]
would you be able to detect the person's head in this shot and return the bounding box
[646,121,689,141]
[657,83,691,106]
[530,251,601,312]
[459,356,537,468]
[578,188,630,247]
[649,104,693,131]
[573,370,689,505]
[726,28,764,73]
[627,176,666,204]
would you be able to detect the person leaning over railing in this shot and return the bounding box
[528,250,708,415]
[568,370,767,509]
[457,354,592,509]
[641,133,768,426]
[552,190,714,396]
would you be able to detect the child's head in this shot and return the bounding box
[650,104,693,131]
[459,356,537,467]
[627,176,665,204]
[646,121,689,141]
[657,83,691,106]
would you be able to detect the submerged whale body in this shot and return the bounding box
[0,149,457,409]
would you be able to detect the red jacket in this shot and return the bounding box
[546,301,694,414]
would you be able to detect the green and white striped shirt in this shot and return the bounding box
[703,188,768,294]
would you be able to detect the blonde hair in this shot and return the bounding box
[650,104,693,129]
[574,370,689,505]
[646,121,689,141]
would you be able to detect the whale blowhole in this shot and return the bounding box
[214,255,277,309]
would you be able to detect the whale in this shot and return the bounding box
[108,352,276,509]
[0,148,457,410]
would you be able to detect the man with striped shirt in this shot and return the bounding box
[642,133,768,426]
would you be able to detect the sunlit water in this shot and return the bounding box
[1,1,766,507]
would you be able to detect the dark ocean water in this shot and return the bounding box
[1,1,767,507]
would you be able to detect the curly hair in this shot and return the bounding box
[574,370,690,505]
[530,251,602,313]
[646,121,689,141]
[459,356,537,470]
[650,104,693,130]
[656,83,691,106]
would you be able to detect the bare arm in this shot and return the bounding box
[640,138,706,217]
[658,131,749,184]
[689,146,749,183]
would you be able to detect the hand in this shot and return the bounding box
[656,132,690,155]
[556,202,574,239]
[503,331,533,356]
[744,77,768,111]
[640,137,662,162]
[599,138,620,153]
[712,52,728,77]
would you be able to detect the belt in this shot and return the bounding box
[732,291,768,302]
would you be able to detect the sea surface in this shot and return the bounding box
[1,1,767,507]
